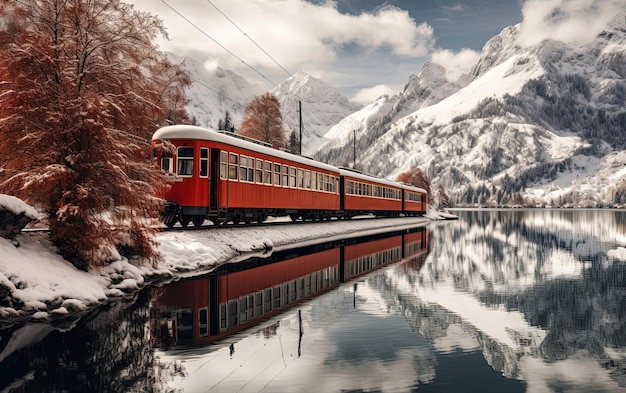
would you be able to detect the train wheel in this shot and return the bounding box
[289,214,298,222]
[192,215,204,227]
[180,215,191,228]
[164,216,177,228]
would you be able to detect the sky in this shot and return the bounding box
[126,0,623,104]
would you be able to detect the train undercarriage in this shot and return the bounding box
[160,203,416,228]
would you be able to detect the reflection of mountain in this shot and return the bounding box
[375,210,626,390]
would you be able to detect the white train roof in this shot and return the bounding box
[338,169,427,193]
[153,125,339,173]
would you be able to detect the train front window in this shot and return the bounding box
[199,148,208,178]
[161,155,173,174]
[177,147,194,177]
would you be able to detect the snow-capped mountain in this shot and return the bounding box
[171,54,263,129]
[318,62,469,166]
[177,58,360,156]
[317,12,626,208]
[271,71,362,156]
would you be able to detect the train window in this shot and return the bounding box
[333,177,338,193]
[304,170,311,189]
[264,161,272,185]
[247,157,255,182]
[289,167,296,188]
[177,147,194,177]
[282,165,289,188]
[240,156,248,182]
[318,173,324,191]
[198,308,208,337]
[297,169,304,188]
[220,151,228,179]
[254,292,263,317]
[228,299,238,328]
[200,148,209,178]
[239,296,248,323]
[256,159,263,184]
[264,288,272,313]
[228,153,238,180]
[273,285,281,309]
[219,303,227,330]
[283,283,290,305]
[274,163,281,186]
[323,175,329,192]
[311,172,317,190]
[161,155,173,174]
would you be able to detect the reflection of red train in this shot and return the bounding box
[153,228,428,347]
[151,125,427,227]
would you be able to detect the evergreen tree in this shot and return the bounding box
[288,130,300,154]
[223,110,234,132]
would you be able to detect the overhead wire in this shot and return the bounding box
[161,0,364,148]
[161,0,278,87]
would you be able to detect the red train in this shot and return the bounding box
[153,228,428,347]
[151,125,427,227]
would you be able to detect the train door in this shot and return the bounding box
[339,175,345,211]
[210,148,220,211]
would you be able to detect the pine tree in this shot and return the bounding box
[0,0,191,270]
[223,111,234,132]
[239,93,286,149]
[288,130,300,154]
[436,184,451,209]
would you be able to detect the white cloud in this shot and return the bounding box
[351,84,397,104]
[430,48,480,81]
[517,0,624,47]
[127,0,434,75]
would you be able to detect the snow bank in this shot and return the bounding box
[0,194,39,219]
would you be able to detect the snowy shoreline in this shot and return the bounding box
[0,214,447,328]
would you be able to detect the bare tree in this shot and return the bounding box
[0,0,191,270]
[239,93,286,149]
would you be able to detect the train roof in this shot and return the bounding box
[153,125,339,173]
[338,169,427,193]
[400,184,428,194]
[338,168,402,189]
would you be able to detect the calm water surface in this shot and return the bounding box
[1,209,625,393]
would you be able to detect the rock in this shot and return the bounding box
[0,194,38,240]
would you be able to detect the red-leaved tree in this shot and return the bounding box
[239,93,287,149]
[396,167,433,205]
[0,0,191,270]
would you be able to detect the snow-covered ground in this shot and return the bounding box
[0,200,443,327]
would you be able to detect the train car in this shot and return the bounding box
[153,227,429,347]
[401,184,428,216]
[155,247,341,346]
[339,168,404,218]
[152,125,341,227]
[342,234,404,282]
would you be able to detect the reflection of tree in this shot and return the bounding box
[4,289,183,392]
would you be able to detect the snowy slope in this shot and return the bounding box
[271,71,362,156]
[318,11,626,207]
[170,54,263,129]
